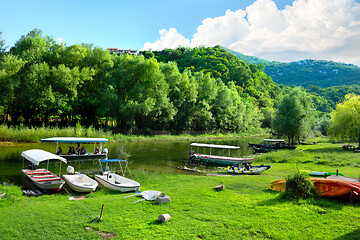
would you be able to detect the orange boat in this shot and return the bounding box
[270,179,286,192]
[270,178,360,199]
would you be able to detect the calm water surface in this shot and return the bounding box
[0,137,263,188]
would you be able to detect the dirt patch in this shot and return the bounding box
[85,227,116,240]
[0,141,15,146]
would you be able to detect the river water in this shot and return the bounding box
[0,137,263,188]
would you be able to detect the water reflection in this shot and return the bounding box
[0,137,263,186]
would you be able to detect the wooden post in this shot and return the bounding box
[99,204,104,220]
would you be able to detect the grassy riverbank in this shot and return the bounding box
[1,139,360,239]
[0,124,267,142]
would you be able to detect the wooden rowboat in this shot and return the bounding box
[21,149,67,192]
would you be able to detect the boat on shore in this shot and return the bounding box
[270,178,360,199]
[299,141,317,145]
[226,165,268,175]
[21,149,67,192]
[94,159,140,192]
[41,137,109,159]
[62,166,98,193]
[249,139,297,153]
[189,143,255,166]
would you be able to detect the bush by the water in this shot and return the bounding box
[283,172,316,199]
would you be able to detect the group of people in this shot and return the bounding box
[56,145,101,155]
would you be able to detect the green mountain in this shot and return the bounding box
[228,49,360,88]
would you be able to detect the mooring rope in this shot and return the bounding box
[63,187,99,218]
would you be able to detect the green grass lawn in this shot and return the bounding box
[1,138,360,239]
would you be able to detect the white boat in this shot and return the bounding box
[94,159,140,192]
[62,166,98,193]
[21,149,67,192]
[189,143,255,166]
[226,166,267,175]
[40,137,109,159]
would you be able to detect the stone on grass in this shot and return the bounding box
[156,195,171,204]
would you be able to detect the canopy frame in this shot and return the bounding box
[41,137,108,154]
[190,143,240,157]
[99,159,128,177]
[21,149,67,176]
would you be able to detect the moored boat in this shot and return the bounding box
[226,165,267,175]
[249,139,297,153]
[308,171,344,177]
[21,149,67,192]
[189,143,255,166]
[270,178,360,199]
[94,159,140,192]
[62,166,98,193]
[40,137,109,159]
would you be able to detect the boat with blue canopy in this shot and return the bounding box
[40,137,109,159]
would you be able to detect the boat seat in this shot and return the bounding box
[32,175,56,179]
[25,171,52,175]
[34,177,61,182]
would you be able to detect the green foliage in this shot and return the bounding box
[272,87,315,142]
[0,30,269,134]
[329,94,360,146]
[141,45,283,109]
[0,32,5,59]
[283,172,316,199]
[0,184,23,205]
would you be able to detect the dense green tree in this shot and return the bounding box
[0,32,6,60]
[110,55,175,130]
[141,46,282,111]
[0,54,25,122]
[329,94,360,147]
[10,29,51,65]
[0,29,287,134]
[272,87,314,143]
[161,63,197,131]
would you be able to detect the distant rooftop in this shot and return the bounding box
[107,48,138,56]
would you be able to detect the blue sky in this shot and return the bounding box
[1,0,360,65]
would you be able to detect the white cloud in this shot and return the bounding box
[142,0,360,66]
[56,37,63,43]
[142,28,190,51]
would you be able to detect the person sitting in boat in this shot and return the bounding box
[94,147,100,154]
[56,146,62,155]
[76,144,81,154]
[244,163,251,171]
[67,146,73,155]
[80,146,86,155]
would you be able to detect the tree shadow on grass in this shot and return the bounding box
[334,228,360,240]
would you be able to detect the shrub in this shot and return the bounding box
[282,172,315,199]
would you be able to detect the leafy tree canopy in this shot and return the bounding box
[272,87,314,143]
[329,94,360,147]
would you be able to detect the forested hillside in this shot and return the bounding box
[3,29,359,135]
[229,49,360,88]
[141,46,284,109]
[0,30,270,133]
